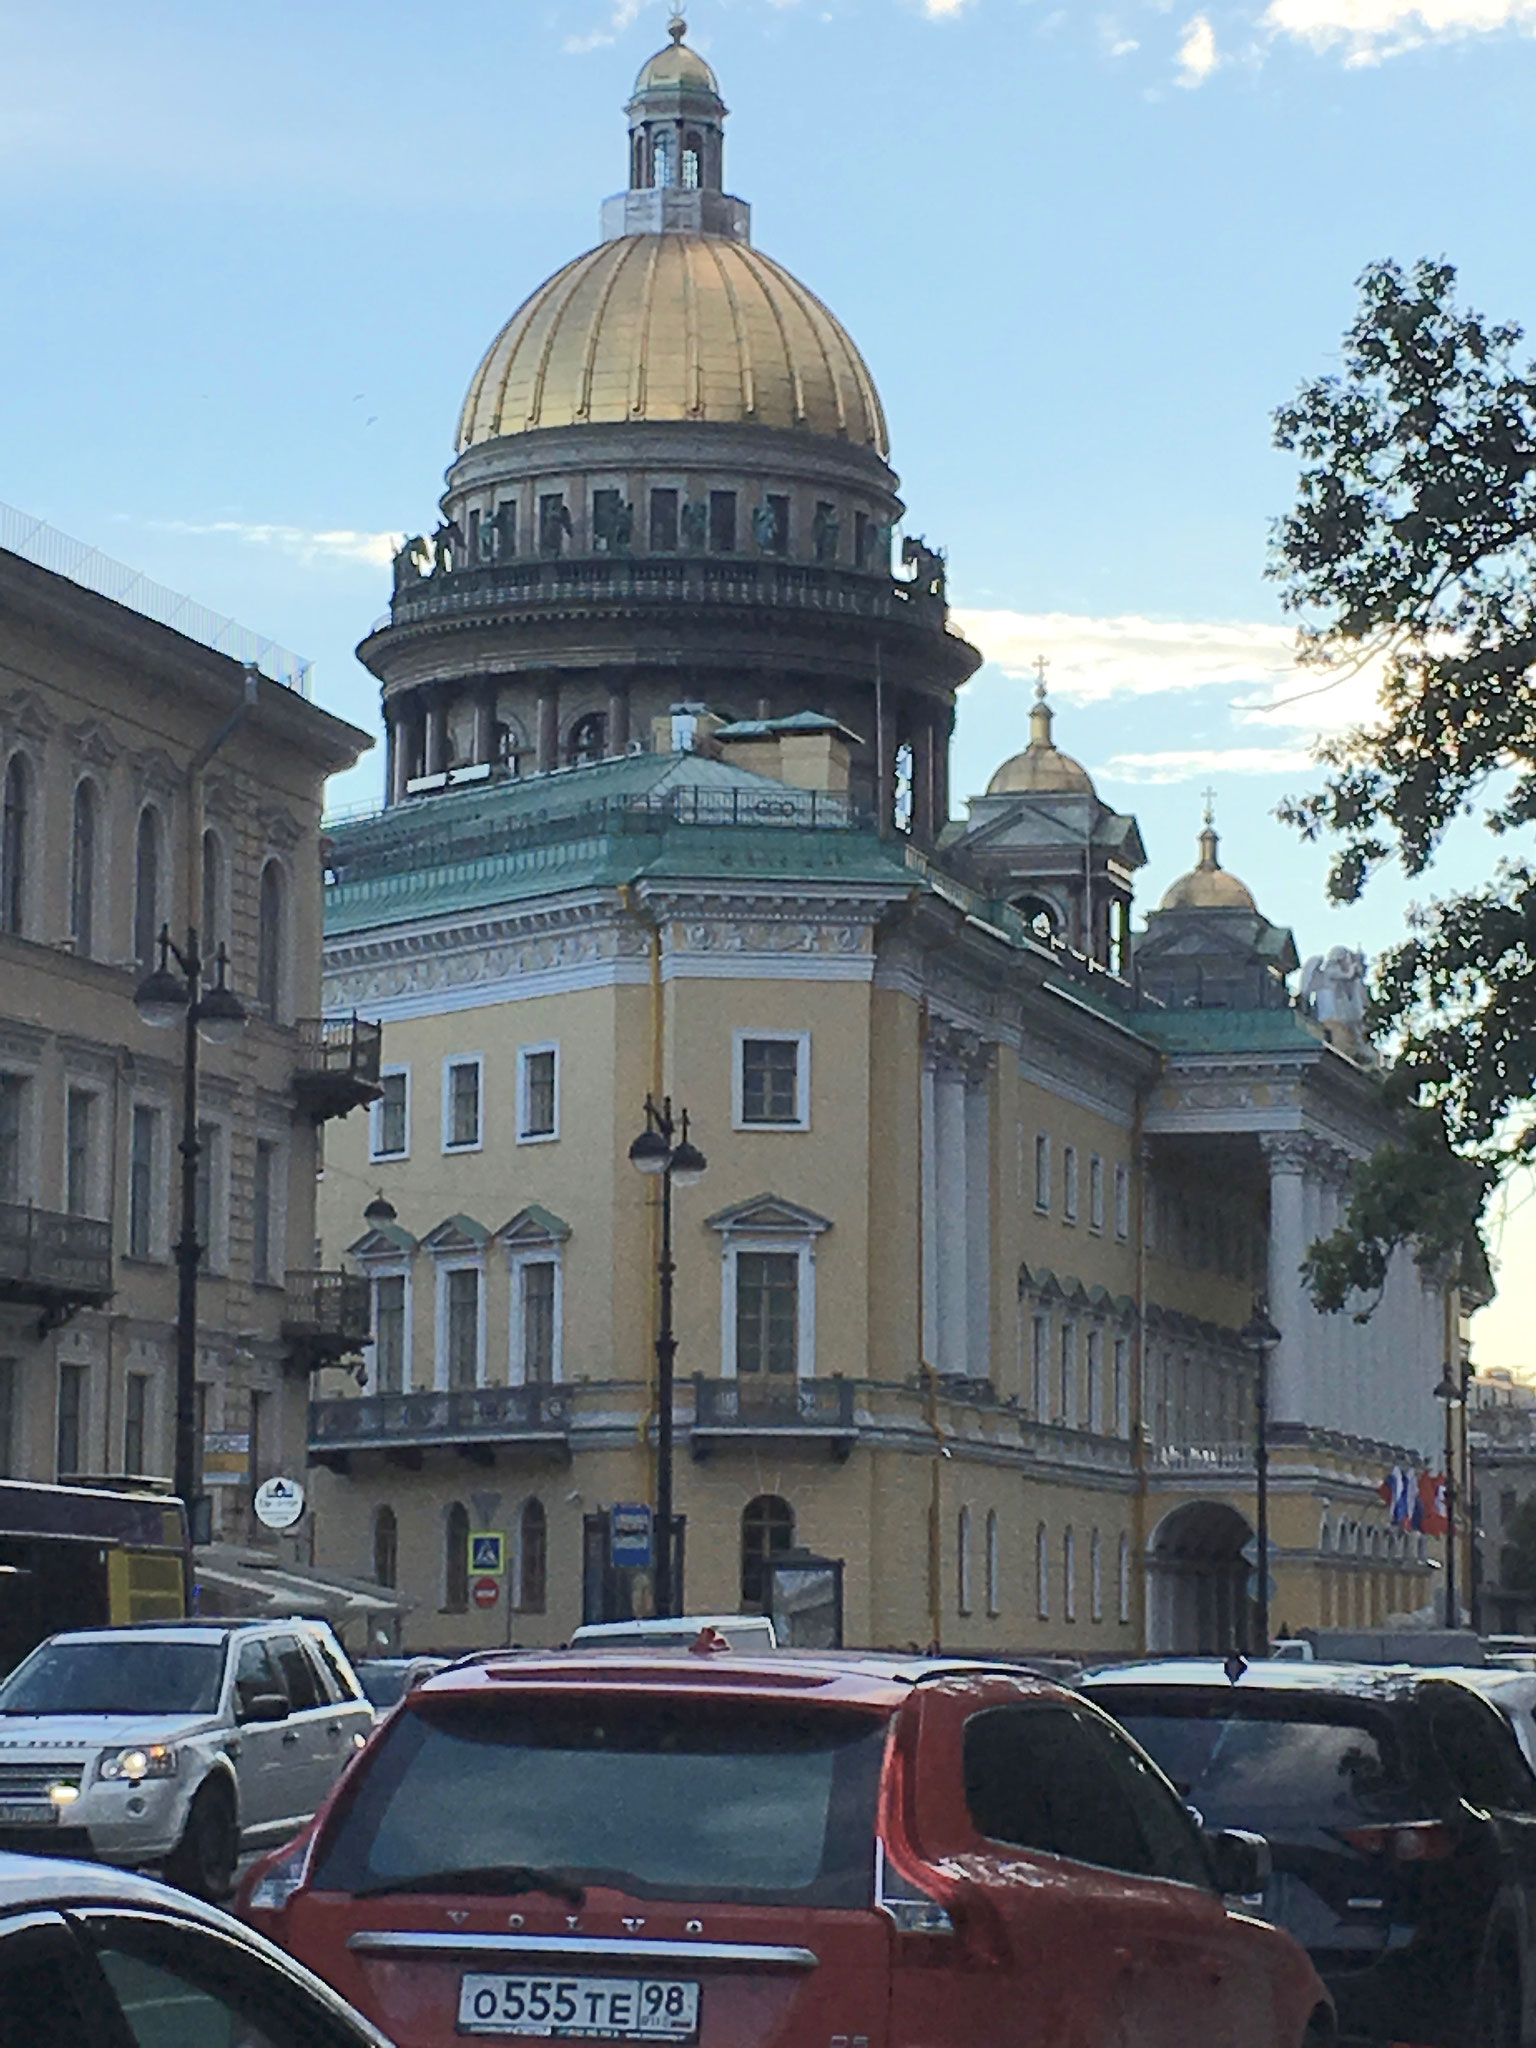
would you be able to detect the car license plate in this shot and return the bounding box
[458,1973,700,2040]
[0,1803,56,1826]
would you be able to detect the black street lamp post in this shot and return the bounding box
[135,925,246,1567]
[1434,1367,1464,1628]
[1240,1301,1282,1659]
[628,1095,706,1618]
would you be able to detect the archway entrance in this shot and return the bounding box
[1147,1501,1253,1654]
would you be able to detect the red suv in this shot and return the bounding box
[238,1648,1332,2048]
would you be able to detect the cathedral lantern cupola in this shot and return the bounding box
[601,16,751,243]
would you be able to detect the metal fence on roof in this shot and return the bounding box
[0,502,313,695]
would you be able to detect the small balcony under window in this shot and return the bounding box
[690,1374,856,1462]
[292,1015,383,1121]
[0,1202,112,1331]
[282,1269,372,1370]
[308,1383,572,1471]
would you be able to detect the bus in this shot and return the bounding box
[0,1480,187,1674]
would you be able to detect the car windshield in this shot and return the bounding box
[0,1640,226,1717]
[312,1693,887,1906]
[1096,1691,1408,1840]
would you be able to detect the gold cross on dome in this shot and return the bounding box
[1033,654,1050,700]
[1202,785,1218,827]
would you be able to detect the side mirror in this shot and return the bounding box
[240,1691,290,1725]
[1206,1827,1271,1901]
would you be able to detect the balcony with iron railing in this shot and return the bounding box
[0,1202,112,1326]
[308,1383,572,1469]
[691,1374,857,1461]
[282,1270,373,1369]
[292,1013,383,1120]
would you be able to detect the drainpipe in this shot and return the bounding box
[916,995,946,1649]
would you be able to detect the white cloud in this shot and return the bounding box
[565,0,653,55]
[1262,0,1536,60]
[1094,743,1319,782]
[1176,10,1222,79]
[921,0,973,14]
[145,519,399,569]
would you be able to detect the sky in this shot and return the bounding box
[3,0,1533,1361]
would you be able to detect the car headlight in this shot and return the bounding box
[97,1744,179,1783]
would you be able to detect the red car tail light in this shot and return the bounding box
[1339,1821,1459,1863]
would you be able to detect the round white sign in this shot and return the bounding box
[253,1476,306,1531]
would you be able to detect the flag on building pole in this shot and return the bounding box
[1418,1471,1449,1538]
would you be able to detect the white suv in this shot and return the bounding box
[0,1621,373,1899]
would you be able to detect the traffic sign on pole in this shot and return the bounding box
[469,1531,505,1576]
[472,1576,501,1610]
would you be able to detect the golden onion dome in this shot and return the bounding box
[986,686,1096,797]
[635,36,719,94]
[1159,823,1258,912]
[457,234,888,453]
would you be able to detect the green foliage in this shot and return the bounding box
[1271,257,1536,1306]
[1500,1495,1536,1596]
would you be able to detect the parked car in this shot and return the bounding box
[354,1657,450,1712]
[1082,1658,1536,2048]
[0,1619,373,1900]
[1456,1668,1536,1776]
[569,1614,779,1651]
[239,1648,1331,2048]
[0,1850,391,2046]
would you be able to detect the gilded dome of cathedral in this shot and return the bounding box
[986,684,1096,797]
[456,235,888,453]
[1158,819,1258,912]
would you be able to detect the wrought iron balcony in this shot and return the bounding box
[292,1014,383,1120]
[691,1374,857,1461]
[309,1383,572,1469]
[283,1269,372,1369]
[0,1202,112,1327]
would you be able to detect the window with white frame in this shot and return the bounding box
[1087,1328,1104,1433]
[443,1056,483,1152]
[1063,1526,1077,1623]
[985,1509,1001,1618]
[736,1253,798,1376]
[65,1087,99,1220]
[127,1103,161,1261]
[508,1253,562,1384]
[735,1032,810,1130]
[1090,1527,1104,1622]
[372,1068,410,1160]
[252,1139,280,1284]
[1035,1522,1050,1620]
[1089,1153,1105,1233]
[1059,1321,1077,1427]
[440,1266,483,1390]
[0,1073,29,1208]
[517,1044,559,1142]
[123,1372,150,1478]
[372,1273,409,1393]
[1032,1313,1049,1419]
[715,1202,827,1381]
[957,1505,973,1617]
[1063,1144,1079,1223]
[1118,1532,1132,1624]
[1114,1162,1130,1242]
[1033,1132,1051,1212]
[1114,1335,1130,1436]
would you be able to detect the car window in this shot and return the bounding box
[0,1918,103,2048]
[234,1640,286,1716]
[963,1703,1209,1886]
[306,1636,361,1703]
[84,1913,369,2048]
[0,1640,224,1716]
[1429,1692,1536,1813]
[1072,1710,1214,1889]
[270,1637,325,1714]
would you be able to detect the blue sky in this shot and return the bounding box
[4,0,1533,1356]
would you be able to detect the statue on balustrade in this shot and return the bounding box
[1300,946,1374,1062]
[392,536,430,593]
[901,535,946,602]
[812,503,840,564]
[680,500,708,549]
[432,520,465,575]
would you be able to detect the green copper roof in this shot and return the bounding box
[1134,1007,1324,1054]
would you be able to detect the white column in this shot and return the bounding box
[935,1064,969,1375]
[920,1060,938,1369]
[1263,1134,1312,1423]
[965,1070,992,1382]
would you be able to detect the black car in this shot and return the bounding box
[1082,1659,1536,2048]
[0,1851,391,2047]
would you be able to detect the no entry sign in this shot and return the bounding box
[472,1576,501,1610]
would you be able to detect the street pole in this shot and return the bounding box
[1443,1383,1458,1629]
[654,1151,676,1619]
[1254,1336,1270,1660]
[172,935,203,1549]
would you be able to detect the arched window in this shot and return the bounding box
[1035,1522,1050,1621]
[201,829,224,956]
[957,1505,973,1617]
[1012,894,1060,940]
[2,754,31,936]
[682,130,702,188]
[653,133,673,187]
[373,1506,398,1589]
[134,806,162,974]
[567,713,607,766]
[444,1501,469,1612]
[257,860,284,1018]
[985,1509,1000,1618]
[740,1494,794,1611]
[1118,1532,1131,1624]
[1063,1526,1077,1624]
[1090,1527,1104,1622]
[70,780,97,956]
[519,1498,548,1614]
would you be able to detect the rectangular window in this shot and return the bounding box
[1034,1132,1051,1213]
[444,1058,482,1151]
[957,1508,973,1617]
[252,1140,277,1285]
[1032,1315,1050,1419]
[372,1070,409,1160]
[57,1363,85,1480]
[736,1252,798,1376]
[1063,1144,1079,1223]
[374,1274,406,1394]
[128,1105,158,1260]
[518,1046,558,1142]
[0,1360,15,1478]
[65,1088,94,1217]
[1089,1154,1105,1234]
[1114,1336,1130,1436]
[736,1033,808,1129]
[1059,1323,1077,1428]
[1114,1162,1130,1243]
[445,1268,481,1390]
[649,488,679,552]
[194,1121,218,1269]
[0,1074,26,1206]
[708,490,736,553]
[523,1261,557,1383]
[1087,1329,1104,1433]
[123,1372,149,1477]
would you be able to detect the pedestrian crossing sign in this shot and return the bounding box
[469,1531,505,1576]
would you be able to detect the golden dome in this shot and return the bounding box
[457,235,888,453]
[1159,823,1257,912]
[635,38,719,94]
[986,686,1096,797]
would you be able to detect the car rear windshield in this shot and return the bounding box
[311,1693,888,1907]
[1093,1690,1409,1839]
[0,1640,225,1717]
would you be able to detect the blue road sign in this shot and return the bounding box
[611,1503,653,1571]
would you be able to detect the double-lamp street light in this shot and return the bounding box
[1434,1363,1467,1628]
[1239,1300,1282,1660]
[134,926,247,1561]
[628,1095,707,1618]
